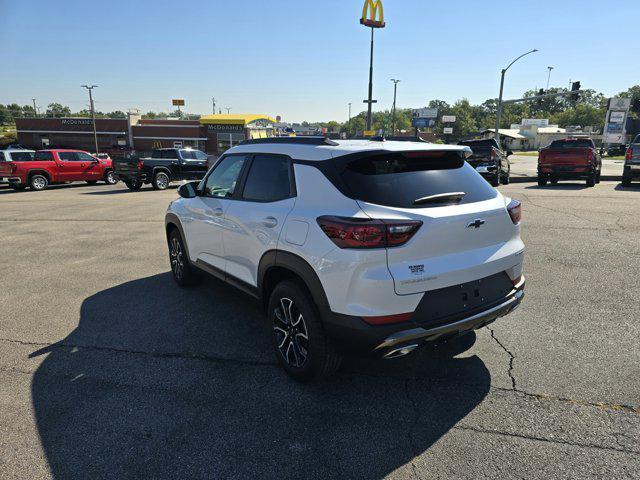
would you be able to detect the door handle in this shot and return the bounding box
[261,216,278,228]
[206,207,224,217]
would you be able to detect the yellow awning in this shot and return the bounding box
[199,114,276,126]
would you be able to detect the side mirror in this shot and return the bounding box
[178,181,199,199]
[506,150,513,156]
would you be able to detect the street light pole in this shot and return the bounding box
[212,97,216,115]
[32,98,38,117]
[494,49,538,147]
[81,85,99,154]
[348,103,352,138]
[364,27,376,131]
[225,107,231,114]
[390,79,400,135]
[546,66,554,90]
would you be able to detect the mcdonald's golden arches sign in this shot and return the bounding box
[360,0,385,28]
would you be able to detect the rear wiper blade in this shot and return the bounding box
[413,192,466,205]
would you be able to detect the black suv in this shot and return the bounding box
[114,148,212,191]
[458,139,512,186]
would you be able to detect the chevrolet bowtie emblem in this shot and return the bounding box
[466,219,486,229]
[360,0,385,28]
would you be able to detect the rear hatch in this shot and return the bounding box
[464,146,493,168]
[337,150,522,296]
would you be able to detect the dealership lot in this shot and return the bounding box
[0,181,639,479]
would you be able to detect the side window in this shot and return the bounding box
[34,151,54,161]
[76,152,95,161]
[9,152,34,161]
[58,152,76,161]
[194,151,208,161]
[203,155,247,198]
[242,155,292,202]
[163,150,179,159]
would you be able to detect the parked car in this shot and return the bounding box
[537,137,602,187]
[0,149,117,191]
[606,144,628,157]
[113,148,210,191]
[458,139,511,186]
[622,134,640,186]
[0,149,34,184]
[93,153,112,161]
[164,137,525,381]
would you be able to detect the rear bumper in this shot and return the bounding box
[322,277,525,358]
[539,165,593,178]
[624,164,640,178]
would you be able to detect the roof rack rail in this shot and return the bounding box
[239,136,339,146]
[369,135,427,142]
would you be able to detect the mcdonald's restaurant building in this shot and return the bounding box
[15,113,276,157]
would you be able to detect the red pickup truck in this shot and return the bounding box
[0,149,118,191]
[537,138,602,187]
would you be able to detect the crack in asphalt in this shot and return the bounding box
[452,423,638,455]
[403,378,424,480]
[485,329,640,414]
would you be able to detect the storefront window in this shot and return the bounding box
[217,133,245,153]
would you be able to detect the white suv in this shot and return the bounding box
[165,137,525,381]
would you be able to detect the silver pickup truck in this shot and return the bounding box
[623,134,640,186]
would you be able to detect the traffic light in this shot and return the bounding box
[571,81,581,102]
[537,88,545,106]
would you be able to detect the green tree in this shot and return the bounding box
[46,103,71,117]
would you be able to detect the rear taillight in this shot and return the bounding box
[137,160,144,170]
[317,216,422,249]
[507,199,521,224]
[490,148,496,161]
[626,148,633,160]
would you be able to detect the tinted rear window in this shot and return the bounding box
[34,151,54,161]
[549,140,593,149]
[9,151,34,161]
[339,151,497,208]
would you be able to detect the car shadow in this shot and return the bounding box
[82,185,179,195]
[31,273,490,479]
[0,182,100,195]
[615,183,640,191]
[524,183,590,190]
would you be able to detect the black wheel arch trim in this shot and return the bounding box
[165,213,192,262]
[258,250,331,313]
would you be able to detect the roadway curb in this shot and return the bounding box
[509,175,621,184]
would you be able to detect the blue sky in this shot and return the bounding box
[1,0,638,122]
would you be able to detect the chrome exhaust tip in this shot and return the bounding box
[383,344,419,359]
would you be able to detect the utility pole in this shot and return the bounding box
[348,103,352,138]
[81,85,99,154]
[32,98,38,117]
[390,79,400,135]
[494,49,538,147]
[546,66,554,90]
[212,97,216,115]
[225,107,231,114]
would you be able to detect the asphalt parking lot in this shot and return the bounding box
[1,180,639,479]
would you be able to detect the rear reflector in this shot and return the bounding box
[317,216,422,249]
[362,312,413,325]
[626,148,633,160]
[507,199,521,224]
[511,275,523,287]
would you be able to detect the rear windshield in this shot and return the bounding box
[34,151,54,161]
[549,139,593,149]
[339,151,497,208]
[8,151,34,161]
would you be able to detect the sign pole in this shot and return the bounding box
[366,26,375,131]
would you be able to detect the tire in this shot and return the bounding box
[124,179,142,191]
[502,166,510,185]
[595,170,601,184]
[537,175,547,187]
[168,229,200,287]
[489,170,500,187]
[269,280,342,382]
[104,170,118,185]
[586,173,596,187]
[86,180,98,185]
[152,171,170,190]
[29,174,49,191]
[550,176,558,185]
